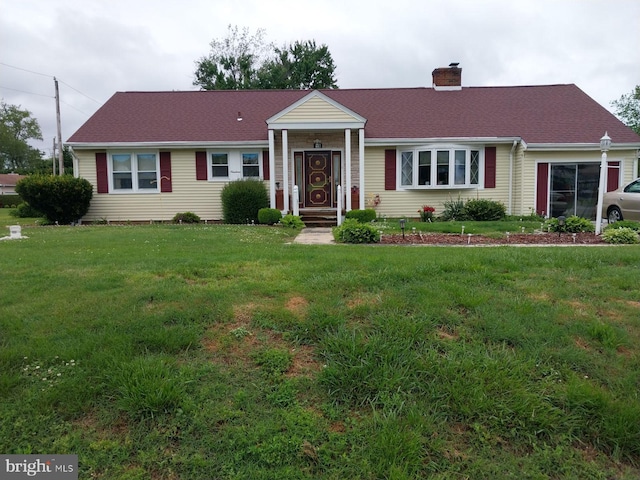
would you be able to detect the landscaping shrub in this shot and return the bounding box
[333,218,380,244]
[9,202,42,218]
[605,220,640,232]
[172,211,201,224]
[602,227,640,244]
[440,196,467,221]
[464,199,506,221]
[0,194,21,208]
[417,205,435,222]
[220,179,269,224]
[15,174,93,224]
[345,209,377,223]
[280,214,305,229]
[258,208,282,225]
[545,215,595,233]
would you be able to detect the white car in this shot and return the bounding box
[603,178,640,223]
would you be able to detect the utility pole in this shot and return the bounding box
[52,137,56,175]
[54,77,64,175]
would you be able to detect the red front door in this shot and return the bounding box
[304,151,332,207]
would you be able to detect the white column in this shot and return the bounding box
[359,128,365,210]
[268,129,276,209]
[337,185,343,226]
[345,129,351,211]
[595,150,608,234]
[293,185,299,217]
[282,129,289,213]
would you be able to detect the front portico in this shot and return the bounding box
[266,91,366,216]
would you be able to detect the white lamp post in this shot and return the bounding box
[595,132,611,234]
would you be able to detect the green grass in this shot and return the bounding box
[1,224,639,479]
[374,216,545,236]
[0,207,42,228]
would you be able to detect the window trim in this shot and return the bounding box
[108,150,160,194]
[207,149,263,181]
[398,145,485,189]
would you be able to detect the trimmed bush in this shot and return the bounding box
[605,220,640,232]
[464,199,506,221]
[345,209,377,223]
[0,194,21,207]
[172,212,200,224]
[280,214,305,229]
[220,179,269,224]
[15,174,93,224]
[545,215,595,233]
[258,208,282,225]
[333,218,380,244]
[9,202,43,218]
[602,227,640,244]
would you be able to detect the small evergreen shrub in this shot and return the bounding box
[172,212,200,224]
[258,208,282,225]
[0,194,21,207]
[333,218,380,244]
[602,227,640,244]
[605,220,640,232]
[464,199,506,221]
[545,215,595,233]
[15,174,93,224]
[345,209,377,223]
[9,202,42,218]
[220,179,269,224]
[441,196,467,221]
[280,214,305,229]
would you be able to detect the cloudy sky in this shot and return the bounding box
[1,0,638,154]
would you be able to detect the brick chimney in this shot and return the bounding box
[432,63,462,90]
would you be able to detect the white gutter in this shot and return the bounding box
[67,140,269,149]
[508,140,517,215]
[365,137,522,147]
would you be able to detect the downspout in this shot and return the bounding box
[69,146,79,177]
[508,140,517,215]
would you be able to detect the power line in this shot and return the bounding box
[0,84,54,98]
[60,99,90,116]
[58,79,102,105]
[0,61,52,78]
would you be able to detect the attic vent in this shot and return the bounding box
[432,63,462,91]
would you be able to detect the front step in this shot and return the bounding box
[300,209,337,228]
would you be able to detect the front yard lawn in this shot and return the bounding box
[1,224,639,479]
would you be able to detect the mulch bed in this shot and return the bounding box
[380,232,606,245]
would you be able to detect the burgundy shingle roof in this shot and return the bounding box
[68,85,640,145]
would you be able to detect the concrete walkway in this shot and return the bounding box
[293,227,335,245]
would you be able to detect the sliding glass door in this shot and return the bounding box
[549,163,600,219]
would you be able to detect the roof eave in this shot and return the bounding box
[67,140,269,149]
[364,137,523,147]
[524,142,640,152]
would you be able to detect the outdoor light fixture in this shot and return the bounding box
[595,132,611,234]
[399,218,406,239]
[557,215,566,238]
[313,139,322,149]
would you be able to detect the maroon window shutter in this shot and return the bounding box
[484,146,496,188]
[263,150,270,180]
[536,163,549,216]
[195,151,208,180]
[159,152,172,192]
[96,152,108,193]
[607,161,619,192]
[384,149,396,191]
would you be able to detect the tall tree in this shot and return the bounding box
[194,27,338,90]
[611,85,640,135]
[193,25,271,90]
[257,40,338,90]
[0,101,43,173]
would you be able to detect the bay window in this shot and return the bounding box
[400,146,483,188]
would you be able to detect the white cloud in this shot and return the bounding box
[1,0,638,155]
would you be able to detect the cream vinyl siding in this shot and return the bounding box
[522,149,639,217]
[364,145,512,218]
[76,149,266,222]
[273,96,358,123]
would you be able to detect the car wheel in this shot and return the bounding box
[607,207,623,223]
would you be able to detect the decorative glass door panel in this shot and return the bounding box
[304,151,332,207]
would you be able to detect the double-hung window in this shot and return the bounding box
[110,152,159,192]
[399,146,483,189]
[209,150,262,181]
